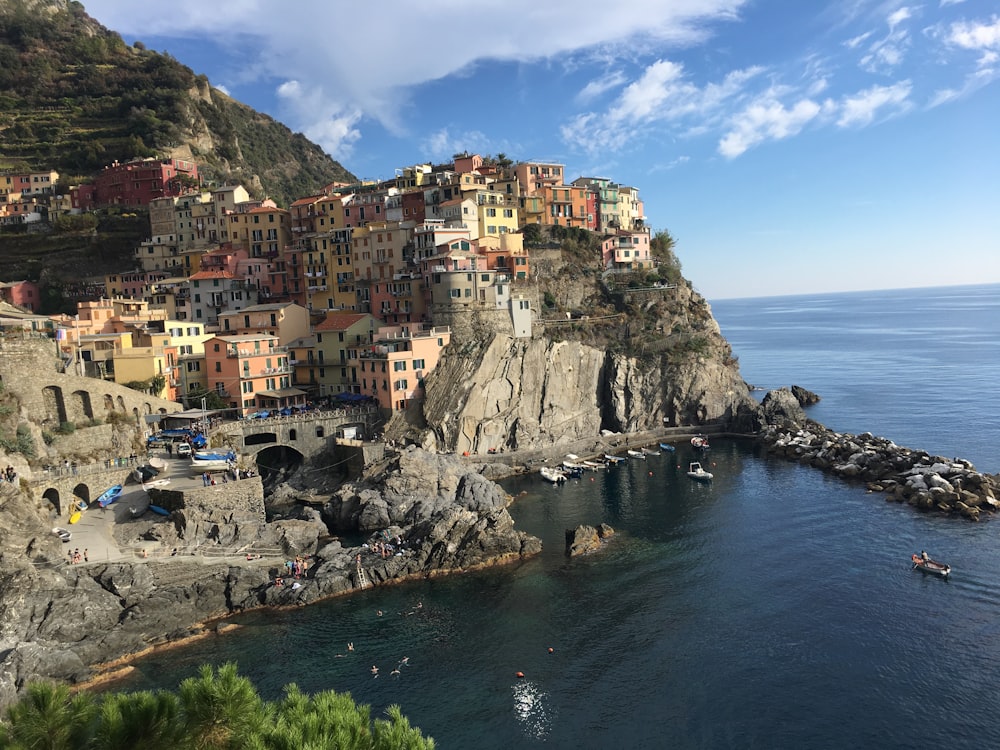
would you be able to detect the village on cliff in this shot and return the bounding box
[1,155,656,419]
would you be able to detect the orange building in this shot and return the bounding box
[203,333,303,416]
[348,324,451,412]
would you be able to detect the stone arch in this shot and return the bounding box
[42,385,67,424]
[42,487,61,517]
[288,428,297,441]
[132,407,140,425]
[70,389,94,421]
[316,426,325,438]
[116,395,126,412]
[142,402,153,415]
[158,407,168,414]
[255,444,304,483]
[104,394,115,413]
[73,482,91,505]
[244,432,278,447]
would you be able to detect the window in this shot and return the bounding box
[393,361,407,371]
[394,379,408,391]
[289,429,297,440]
[412,359,425,369]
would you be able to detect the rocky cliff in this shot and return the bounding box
[392,278,762,454]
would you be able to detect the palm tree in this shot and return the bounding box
[0,682,95,750]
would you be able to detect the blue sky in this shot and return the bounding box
[81,0,999,300]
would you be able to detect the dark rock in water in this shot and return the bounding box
[565,523,615,556]
[791,385,821,406]
[761,388,808,428]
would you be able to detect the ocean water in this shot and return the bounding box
[108,283,1000,749]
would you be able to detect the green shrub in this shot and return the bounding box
[15,424,35,458]
[56,421,76,435]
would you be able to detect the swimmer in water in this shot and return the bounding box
[390,668,401,677]
[347,642,354,652]
[399,656,409,666]
[371,665,379,677]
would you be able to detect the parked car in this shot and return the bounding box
[176,443,192,457]
[52,527,72,543]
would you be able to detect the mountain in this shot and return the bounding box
[0,0,354,206]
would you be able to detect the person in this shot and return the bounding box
[371,665,379,676]
[83,549,88,563]
[921,550,930,561]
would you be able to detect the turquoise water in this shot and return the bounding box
[109,283,1000,748]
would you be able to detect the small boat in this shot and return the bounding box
[627,449,645,459]
[149,505,171,517]
[659,442,676,452]
[69,510,82,525]
[691,436,710,450]
[687,462,713,481]
[52,527,71,543]
[540,466,567,484]
[642,447,659,456]
[604,454,626,464]
[581,460,606,470]
[911,553,950,577]
[96,484,124,508]
[191,450,237,471]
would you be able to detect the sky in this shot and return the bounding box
[80,0,1000,300]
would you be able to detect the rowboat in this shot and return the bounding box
[911,553,950,577]
[604,454,626,464]
[659,442,676,452]
[581,460,606,470]
[149,505,171,516]
[69,510,82,524]
[96,484,123,508]
[691,435,710,450]
[642,447,659,456]
[627,449,645,459]
[687,462,713,481]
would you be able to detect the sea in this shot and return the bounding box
[106,283,1000,749]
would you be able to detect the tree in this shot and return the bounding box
[93,690,183,750]
[177,663,267,749]
[0,681,95,750]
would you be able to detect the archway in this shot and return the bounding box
[42,487,61,518]
[73,482,92,505]
[288,428,297,441]
[104,394,115,413]
[255,444,305,503]
[42,385,67,424]
[70,390,94,421]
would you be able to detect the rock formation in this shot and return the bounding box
[0,447,538,708]
[565,523,616,556]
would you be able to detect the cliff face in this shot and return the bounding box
[399,280,761,454]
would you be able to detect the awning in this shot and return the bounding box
[257,388,307,398]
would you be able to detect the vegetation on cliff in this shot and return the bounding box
[0,0,354,206]
[0,663,434,749]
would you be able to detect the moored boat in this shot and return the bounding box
[691,435,710,450]
[686,462,713,481]
[96,484,123,508]
[540,466,567,484]
[911,553,950,577]
[642,447,659,456]
[604,454,626,464]
[627,449,645,459]
[659,442,676,452]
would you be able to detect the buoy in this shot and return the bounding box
[590,477,595,482]
[648,471,653,476]
[548,647,554,654]
[515,671,525,678]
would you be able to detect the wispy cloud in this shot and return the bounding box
[836,81,912,127]
[577,71,628,102]
[946,16,1000,54]
[857,6,916,73]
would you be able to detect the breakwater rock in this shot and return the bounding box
[0,447,539,708]
[761,424,999,520]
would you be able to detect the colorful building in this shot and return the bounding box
[348,324,452,411]
[203,334,301,415]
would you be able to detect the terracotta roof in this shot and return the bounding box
[314,312,370,331]
[188,270,235,280]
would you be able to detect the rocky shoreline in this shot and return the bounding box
[3,388,998,708]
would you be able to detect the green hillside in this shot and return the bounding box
[0,0,354,206]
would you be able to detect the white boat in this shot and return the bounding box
[540,466,567,484]
[691,435,710,450]
[581,460,606,470]
[191,450,236,471]
[627,449,645,459]
[642,447,659,456]
[687,462,713,481]
[604,454,626,464]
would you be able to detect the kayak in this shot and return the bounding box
[69,510,82,524]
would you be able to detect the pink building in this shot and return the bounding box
[601,230,653,270]
[348,324,451,412]
[0,280,41,311]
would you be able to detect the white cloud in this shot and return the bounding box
[887,7,913,31]
[577,71,629,103]
[718,95,822,158]
[844,31,874,49]
[857,8,916,73]
[81,0,749,157]
[836,81,912,127]
[947,17,1000,52]
[275,80,363,158]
